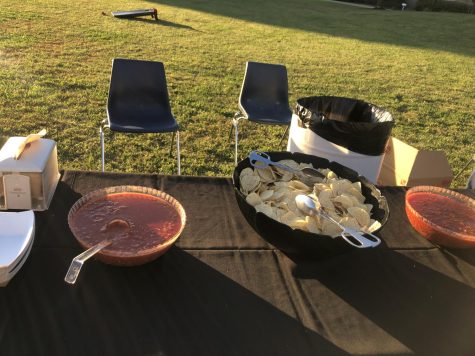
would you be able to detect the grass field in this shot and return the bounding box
[0,0,474,186]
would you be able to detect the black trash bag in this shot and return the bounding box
[295,96,394,156]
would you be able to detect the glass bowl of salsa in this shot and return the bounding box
[68,186,186,266]
[405,186,475,248]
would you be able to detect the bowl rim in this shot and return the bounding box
[405,185,475,242]
[68,185,187,258]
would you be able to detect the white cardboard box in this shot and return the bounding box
[0,137,60,210]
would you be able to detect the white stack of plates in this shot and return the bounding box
[0,210,35,287]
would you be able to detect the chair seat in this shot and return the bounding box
[239,100,292,125]
[108,106,179,133]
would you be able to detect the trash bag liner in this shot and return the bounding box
[295,96,394,156]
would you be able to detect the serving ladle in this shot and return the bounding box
[64,219,130,284]
[295,194,381,248]
[249,151,325,184]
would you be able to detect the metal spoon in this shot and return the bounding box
[249,151,325,184]
[64,219,130,284]
[295,194,381,248]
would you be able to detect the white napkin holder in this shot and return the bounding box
[0,210,35,287]
[0,137,60,211]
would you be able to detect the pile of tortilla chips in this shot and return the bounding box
[239,159,381,237]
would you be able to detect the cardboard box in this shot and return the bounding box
[377,137,453,187]
[0,138,60,210]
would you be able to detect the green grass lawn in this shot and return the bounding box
[0,0,474,186]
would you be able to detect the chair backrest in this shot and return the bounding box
[238,61,290,119]
[107,58,172,119]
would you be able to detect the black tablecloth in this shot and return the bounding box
[1,171,475,355]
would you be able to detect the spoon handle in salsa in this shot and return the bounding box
[64,239,112,284]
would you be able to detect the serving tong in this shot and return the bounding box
[249,151,325,186]
[295,194,381,249]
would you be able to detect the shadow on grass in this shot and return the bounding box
[125,17,198,31]
[150,0,475,56]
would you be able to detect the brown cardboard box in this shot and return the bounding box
[377,137,453,187]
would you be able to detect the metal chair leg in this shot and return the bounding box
[233,118,239,166]
[230,111,243,141]
[170,131,176,156]
[232,112,245,166]
[453,155,474,182]
[279,125,290,146]
[100,124,105,173]
[176,131,181,175]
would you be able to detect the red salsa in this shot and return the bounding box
[407,192,475,236]
[70,192,182,254]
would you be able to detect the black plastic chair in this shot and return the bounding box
[100,58,180,174]
[231,61,292,165]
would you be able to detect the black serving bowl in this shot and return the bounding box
[232,151,390,258]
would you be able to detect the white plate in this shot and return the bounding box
[0,210,35,286]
